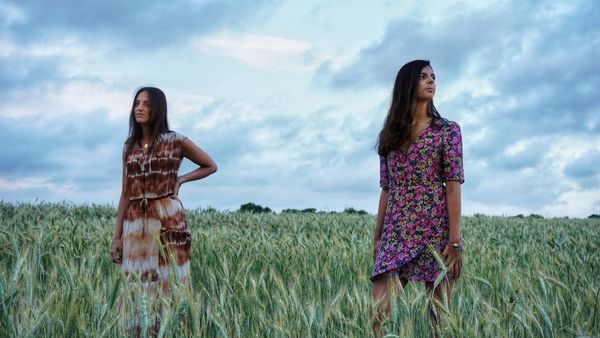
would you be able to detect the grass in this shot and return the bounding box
[0,202,598,337]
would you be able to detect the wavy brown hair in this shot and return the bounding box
[124,87,170,157]
[377,60,442,156]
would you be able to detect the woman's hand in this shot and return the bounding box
[442,244,462,279]
[111,237,122,264]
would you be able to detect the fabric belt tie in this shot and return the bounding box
[130,193,173,235]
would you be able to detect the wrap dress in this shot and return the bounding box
[372,119,464,282]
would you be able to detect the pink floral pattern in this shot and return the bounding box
[372,119,464,282]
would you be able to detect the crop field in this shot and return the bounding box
[0,202,598,337]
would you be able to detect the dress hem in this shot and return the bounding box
[371,266,440,283]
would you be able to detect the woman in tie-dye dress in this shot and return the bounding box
[371,60,464,336]
[110,87,217,334]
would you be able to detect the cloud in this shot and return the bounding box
[0,0,279,102]
[0,177,76,195]
[3,0,277,48]
[0,47,64,92]
[194,32,333,72]
[0,107,124,194]
[169,96,382,211]
[0,32,134,122]
[0,81,132,122]
[315,3,515,89]
[319,1,599,92]
[564,149,600,188]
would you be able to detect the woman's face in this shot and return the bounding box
[417,66,436,101]
[134,91,151,125]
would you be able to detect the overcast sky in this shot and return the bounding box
[1,0,598,217]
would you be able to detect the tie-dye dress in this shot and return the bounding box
[372,119,464,282]
[120,132,192,328]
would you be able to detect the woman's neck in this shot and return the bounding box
[141,124,151,140]
[413,100,430,122]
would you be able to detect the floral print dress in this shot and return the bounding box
[372,119,464,282]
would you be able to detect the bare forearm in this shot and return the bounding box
[179,138,217,185]
[374,189,389,241]
[178,165,217,184]
[446,182,462,243]
[114,194,130,241]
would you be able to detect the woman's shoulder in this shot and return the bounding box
[432,118,461,132]
[160,131,187,142]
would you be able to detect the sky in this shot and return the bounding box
[0,0,598,217]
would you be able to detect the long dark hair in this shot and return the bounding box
[124,87,170,157]
[377,60,442,156]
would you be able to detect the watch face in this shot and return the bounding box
[452,243,460,248]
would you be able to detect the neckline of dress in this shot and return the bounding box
[400,123,431,152]
[137,133,168,155]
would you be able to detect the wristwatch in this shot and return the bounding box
[451,242,461,249]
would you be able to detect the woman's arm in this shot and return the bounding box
[373,188,389,260]
[111,162,130,264]
[446,181,461,243]
[174,138,217,196]
[443,180,462,278]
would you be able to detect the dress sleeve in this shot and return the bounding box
[379,155,390,189]
[173,132,187,159]
[442,122,465,183]
[174,132,188,142]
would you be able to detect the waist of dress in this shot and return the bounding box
[129,193,174,204]
[389,182,444,191]
[129,193,174,235]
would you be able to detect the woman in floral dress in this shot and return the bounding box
[110,87,217,335]
[372,60,464,335]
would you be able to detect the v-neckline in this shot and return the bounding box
[137,144,147,157]
[401,123,431,152]
[136,142,150,159]
[138,139,151,156]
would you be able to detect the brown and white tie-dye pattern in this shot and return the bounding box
[121,131,191,298]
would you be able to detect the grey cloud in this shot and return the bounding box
[317,0,600,135]
[493,139,550,171]
[1,117,67,176]
[464,160,569,209]
[564,150,600,188]
[316,1,539,89]
[180,100,297,167]
[0,56,65,92]
[5,0,276,48]
[0,112,124,188]
[491,9,600,130]
[171,98,382,210]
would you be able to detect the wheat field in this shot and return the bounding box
[0,202,598,337]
